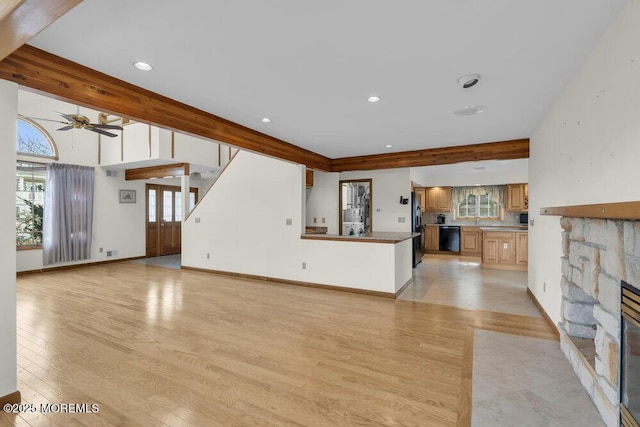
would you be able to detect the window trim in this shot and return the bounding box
[16,160,48,250]
[17,115,59,160]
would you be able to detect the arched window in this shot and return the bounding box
[16,115,57,248]
[17,115,58,159]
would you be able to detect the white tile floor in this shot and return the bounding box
[132,254,181,269]
[472,330,604,427]
[399,254,540,316]
[400,254,605,427]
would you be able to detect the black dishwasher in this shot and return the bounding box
[439,226,460,253]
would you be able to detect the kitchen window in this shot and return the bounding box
[453,186,504,221]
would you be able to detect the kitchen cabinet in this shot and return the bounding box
[482,230,528,271]
[461,227,482,257]
[425,187,452,212]
[516,232,528,266]
[425,225,439,252]
[506,183,528,212]
[414,187,426,212]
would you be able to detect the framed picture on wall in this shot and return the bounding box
[119,189,136,203]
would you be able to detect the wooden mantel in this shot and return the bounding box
[540,201,640,220]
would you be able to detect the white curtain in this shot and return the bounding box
[43,163,95,265]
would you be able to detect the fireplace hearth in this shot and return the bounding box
[556,217,640,427]
[621,281,640,427]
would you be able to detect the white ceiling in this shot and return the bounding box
[28,0,627,159]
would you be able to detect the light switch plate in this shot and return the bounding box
[398,217,406,223]
[195,217,201,223]
[286,218,292,225]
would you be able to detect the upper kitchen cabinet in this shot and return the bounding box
[506,183,528,212]
[414,187,426,212]
[425,187,452,212]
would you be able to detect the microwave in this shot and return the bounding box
[519,213,528,225]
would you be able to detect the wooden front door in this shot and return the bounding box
[146,184,198,257]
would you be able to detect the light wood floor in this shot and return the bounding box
[2,261,556,426]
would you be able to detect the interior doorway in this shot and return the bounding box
[146,184,198,257]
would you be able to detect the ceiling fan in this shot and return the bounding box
[30,110,124,137]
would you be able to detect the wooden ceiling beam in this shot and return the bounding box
[0,0,82,61]
[330,139,530,172]
[125,163,189,181]
[0,45,333,171]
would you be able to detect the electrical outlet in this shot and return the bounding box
[398,217,406,223]
[106,250,113,257]
[313,217,317,224]
[377,208,381,212]
[99,247,103,253]
[302,262,306,269]
[322,217,325,223]
[195,217,201,223]
[206,253,210,259]
[286,218,292,225]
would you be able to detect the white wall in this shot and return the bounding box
[0,80,18,397]
[305,171,339,234]
[306,168,413,234]
[410,159,529,188]
[16,91,146,272]
[529,0,640,325]
[183,151,411,293]
[341,169,412,232]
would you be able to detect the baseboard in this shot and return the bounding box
[527,287,560,340]
[395,278,413,298]
[17,256,147,276]
[0,390,21,406]
[181,266,397,299]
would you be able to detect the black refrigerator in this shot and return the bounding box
[411,192,424,267]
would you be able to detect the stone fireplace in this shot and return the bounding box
[557,216,640,427]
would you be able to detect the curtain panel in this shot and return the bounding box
[452,185,506,206]
[43,163,95,265]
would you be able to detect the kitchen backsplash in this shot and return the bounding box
[423,211,523,226]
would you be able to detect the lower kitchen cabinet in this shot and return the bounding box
[460,227,482,257]
[425,225,439,252]
[482,231,527,271]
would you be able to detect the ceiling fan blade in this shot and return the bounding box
[57,125,75,131]
[91,123,124,130]
[55,111,76,122]
[88,127,118,138]
[27,116,69,125]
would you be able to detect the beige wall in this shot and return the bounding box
[529,0,640,325]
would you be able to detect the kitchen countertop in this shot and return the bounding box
[480,227,528,232]
[301,231,419,244]
[426,224,528,231]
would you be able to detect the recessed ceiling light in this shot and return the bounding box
[261,117,271,123]
[454,105,486,116]
[458,74,480,89]
[368,96,381,103]
[385,144,393,148]
[133,61,153,71]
